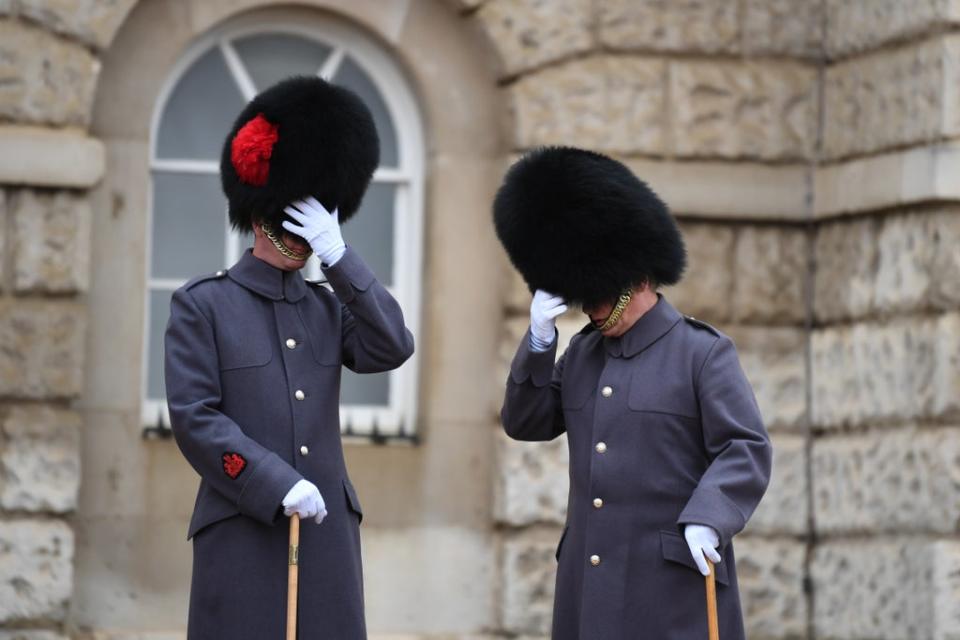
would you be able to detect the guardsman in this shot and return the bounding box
[495,147,772,640]
[164,76,414,639]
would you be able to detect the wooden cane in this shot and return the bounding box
[286,514,300,640]
[705,560,719,640]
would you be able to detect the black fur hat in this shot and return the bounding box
[220,75,379,232]
[493,147,686,307]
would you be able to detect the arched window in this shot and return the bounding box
[143,16,424,441]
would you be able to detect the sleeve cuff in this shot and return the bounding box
[677,487,746,549]
[321,247,376,304]
[236,452,303,526]
[510,328,558,387]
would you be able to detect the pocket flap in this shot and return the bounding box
[343,478,363,523]
[218,340,272,370]
[659,529,729,586]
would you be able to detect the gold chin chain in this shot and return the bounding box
[598,289,633,332]
[261,223,312,261]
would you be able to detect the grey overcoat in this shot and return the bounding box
[501,295,771,640]
[165,248,414,639]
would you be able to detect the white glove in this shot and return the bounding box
[282,479,328,524]
[529,290,567,352]
[282,196,347,265]
[684,524,721,576]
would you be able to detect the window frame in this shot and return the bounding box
[142,14,425,443]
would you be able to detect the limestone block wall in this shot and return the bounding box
[810,5,960,639]
[0,1,135,639]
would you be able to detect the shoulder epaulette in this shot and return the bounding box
[183,269,228,291]
[683,315,720,336]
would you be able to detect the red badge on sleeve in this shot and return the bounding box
[222,452,247,479]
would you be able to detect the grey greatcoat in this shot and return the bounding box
[165,248,414,639]
[501,296,771,640]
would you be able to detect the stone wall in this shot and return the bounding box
[472,0,960,639]
[809,4,960,638]
[0,1,134,639]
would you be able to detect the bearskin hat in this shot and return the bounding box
[220,75,379,232]
[493,147,686,308]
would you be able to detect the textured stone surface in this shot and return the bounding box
[12,190,92,293]
[0,19,100,127]
[744,433,808,535]
[0,406,81,512]
[727,326,807,432]
[735,536,808,639]
[815,209,960,321]
[664,222,734,325]
[875,210,960,314]
[814,216,879,323]
[669,60,817,161]
[825,0,960,58]
[814,143,960,218]
[477,0,592,76]
[811,538,960,640]
[2,0,137,49]
[494,431,568,526]
[0,300,86,399]
[0,189,6,290]
[811,314,960,428]
[0,632,69,640]
[510,56,667,154]
[627,159,809,221]
[732,226,808,325]
[500,531,559,635]
[0,520,74,623]
[813,427,960,535]
[596,0,739,54]
[0,126,105,188]
[742,0,823,58]
[822,36,958,161]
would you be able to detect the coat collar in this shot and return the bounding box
[227,249,308,302]
[604,294,682,358]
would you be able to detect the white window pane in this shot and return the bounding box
[341,369,390,406]
[156,46,245,160]
[151,172,228,279]
[233,33,332,92]
[342,183,394,286]
[333,56,398,167]
[146,289,173,400]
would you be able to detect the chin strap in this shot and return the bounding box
[598,289,633,332]
[261,223,312,261]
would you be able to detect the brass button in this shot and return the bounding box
[601,386,613,398]
[595,442,607,454]
[300,445,309,456]
[286,338,297,349]
[295,389,305,401]
[590,555,601,566]
[215,270,225,277]
[593,498,603,509]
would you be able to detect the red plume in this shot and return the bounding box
[230,113,278,186]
